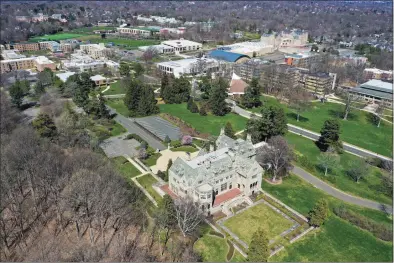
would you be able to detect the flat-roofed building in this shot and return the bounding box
[1,50,26,60]
[90,75,107,86]
[301,72,335,95]
[138,44,175,54]
[56,71,76,82]
[349,79,393,106]
[218,41,274,57]
[209,50,250,64]
[80,43,113,59]
[161,39,202,52]
[34,56,56,72]
[363,68,393,81]
[284,52,322,68]
[39,41,61,52]
[233,59,270,82]
[12,43,40,52]
[156,57,219,78]
[60,43,73,53]
[1,57,35,73]
[117,26,160,37]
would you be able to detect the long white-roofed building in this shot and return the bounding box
[156,57,219,78]
[161,39,202,52]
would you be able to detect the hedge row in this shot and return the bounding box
[125,133,148,145]
[333,206,392,241]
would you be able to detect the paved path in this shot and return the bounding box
[292,166,393,213]
[107,106,166,150]
[227,99,392,161]
[151,149,199,174]
[132,173,158,207]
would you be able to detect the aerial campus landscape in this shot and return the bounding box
[0,1,393,262]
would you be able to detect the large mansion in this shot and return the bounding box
[168,130,264,214]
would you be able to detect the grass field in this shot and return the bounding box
[142,153,162,167]
[70,26,116,33]
[111,156,141,180]
[136,174,162,201]
[76,34,160,49]
[159,103,247,136]
[110,122,127,136]
[194,235,229,262]
[224,202,294,245]
[251,96,393,157]
[271,216,393,262]
[171,146,198,153]
[103,81,126,95]
[106,99,129,116]
[285,132,392,205]
[29,33,83,42]
[263,175,393,262]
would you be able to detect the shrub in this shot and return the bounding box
[189,101,199,113]
[199,106,207,116]
[209,230,224,238]
[157,170,167,181]
[170,140,182,148]
[164,135,171,144]
[333,206,392,241]
[181,135,193,145]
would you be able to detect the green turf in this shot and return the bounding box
[136,174,162,201]
[263,175,392,227]
[103,81,126,95]
[76,35,160,49]
[251,96,393,157]
[71,26,116,33]
[224,202,294,245]
[271,216,393,262]
[106,99,129,116]
[194,235,229,262]
[29,33,84,42]
[110,122,127,136]
[159,103,247,136]
[142,153,162,167]
[285,132,392,205]
[111,156,141,179]
[230,250,246,262]
[171,146,198,153]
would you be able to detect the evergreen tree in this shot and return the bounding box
[137,85,159,116]
[241,78,262,108]
[160,73,170,98]
[163,76,190,104]
[199,105,207,116]
[224,121,236,139]
[9,80,25,108]
[209,77,229,116]
[189,101,199,113]
[132,62,144,76]
[248,228,269,262]
[119,62,130,77]
[72,85,89,107]
[271,106,287,137]
[317,119,342,152]
[186,97,193,110]
[32,113,57,138]
[34,80,46,96]
[309,199,329,227]
[124,79,142,112]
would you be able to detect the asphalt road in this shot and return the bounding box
[108,106,166,150]
[227,99,392,161]
[292,166,393,214]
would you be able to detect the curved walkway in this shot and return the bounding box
[292,166,393,214]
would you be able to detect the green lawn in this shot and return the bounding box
[264,176,393,262]
[271,216,393,262]
[111,156,141,179]
[159,103,247,136]
[194,235,229,262]
[78,35,160,49]
[71,26,116,33]
[263,175,392,227]
[136,174,162,201]
[224,202,294,245]
[106,99,129,116]
[110,122,127,136]
[29,33,84,42]
[103,81,126,95]
[286,132,392,205]
[171,146,198,153]
[230,251,246,262]
[251,96,393,157]
[142,153,162,167]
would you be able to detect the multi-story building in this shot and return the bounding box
[233,59,270,82]
[97,20,112,26]
[31,13,48,22]
[156,57,219,78]
[261,29,308,50]
[16,16,30,22]
[349,79,392,106]
[161,39,202,52]
[301,72,335,95]
[9,43,40,52]
[260,64,303,93]
[284,52,323,68]
[160,27,186,35]
[1,58,35,73]
[217,41,274,57]
[80,43,113,59]
[363,68,393,81]
[34,56,56,72]
[139,44,175,54]
[1,50,26,60]
[39,41,61,52]
[60,43,73,53]
[117,26,160,37]
[62,52,106,72]
[167,131,264,214]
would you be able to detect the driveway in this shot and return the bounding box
[292,166,393,214]
[107,106,166,150]
[100,134,140,158]
[150,149,199,174]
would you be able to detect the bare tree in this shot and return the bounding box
[339,90,360,120]
[174,197,204,237]
[288,86,312,122]
[256,136,294,182]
